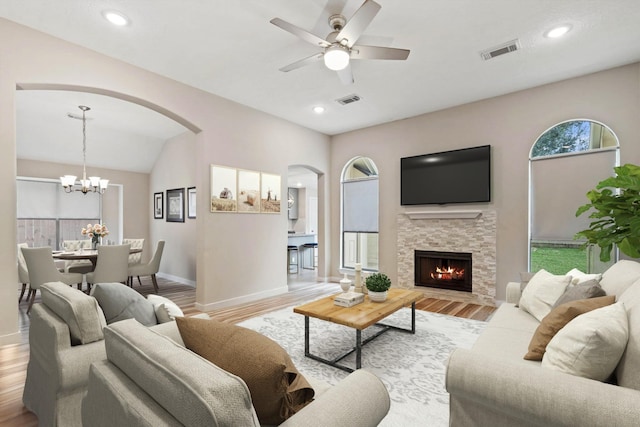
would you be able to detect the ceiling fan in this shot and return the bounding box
[270,0,410,85]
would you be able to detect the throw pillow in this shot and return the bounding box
[524,295,615,360]
[566,268,603,285]
[519,269,572,321]
[176,317,315,425]
[541,302,629,381]
[147,294,184,323]
[90,282,157,326]
[551,279,607,308]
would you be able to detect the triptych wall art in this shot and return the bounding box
[210,165,281,214]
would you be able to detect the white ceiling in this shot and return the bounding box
[4,0,640,172]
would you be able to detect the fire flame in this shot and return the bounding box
[431,266,465,281]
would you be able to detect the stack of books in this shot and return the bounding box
[334,291,365,307]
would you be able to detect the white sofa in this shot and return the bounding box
[23,282,390,427]
[446,260,640,426]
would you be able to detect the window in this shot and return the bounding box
[17,179,101,249]
[341,157,379,270]
[529,120,619,274]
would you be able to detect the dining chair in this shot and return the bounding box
[123,238,145,285]
[128,240,165,293]
[17,243,29,302]
[85,244,131,292]
[21,247,84,314]
[61,239,93,274]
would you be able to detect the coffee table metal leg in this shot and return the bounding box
[356,329,362,369]
[304,316,310,357]
[411,302,416,333]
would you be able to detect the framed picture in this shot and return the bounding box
[187,187,196,218]
[237,169,261,213]
[210,165,237,212]
[260,173,281,214]
[166,188,185,222]
[154,192,164,219]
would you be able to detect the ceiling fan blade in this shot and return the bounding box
[270,18,331,48]
[336,0,381,47]
[351,45,410,60]
[336,64,354,85]
[279,53,324,72]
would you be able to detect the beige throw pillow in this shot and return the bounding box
[541,302,629,381]
[176,317,315,425]
[524,295,615,360]
[519,269,572,321]
[566,268,602,285]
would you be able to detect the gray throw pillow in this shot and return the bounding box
[552,279,606,309]
[91,283,157,326]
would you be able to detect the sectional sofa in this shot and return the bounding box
[446,260,640,426]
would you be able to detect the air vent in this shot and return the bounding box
[336,94,361,105]
[480,39,520,60]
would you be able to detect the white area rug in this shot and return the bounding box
[238,307,487,426]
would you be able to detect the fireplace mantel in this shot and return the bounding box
[405,210,482,220]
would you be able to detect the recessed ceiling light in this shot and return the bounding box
[312,106,325,114]
[545,24,572,38]
[102,10,130,27]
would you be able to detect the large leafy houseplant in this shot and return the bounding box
[575,163,640,262]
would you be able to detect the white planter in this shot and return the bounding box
[368,290,388,302]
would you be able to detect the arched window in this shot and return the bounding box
[529,119,619,274]
[341,157,379,270]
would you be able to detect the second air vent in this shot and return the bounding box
[336,94,361,105]
[480,39,521,60]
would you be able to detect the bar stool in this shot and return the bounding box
[287,245,299,274]
[301,242,318,270]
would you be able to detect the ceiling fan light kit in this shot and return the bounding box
[324,44,350,70]
[271,0,409,84]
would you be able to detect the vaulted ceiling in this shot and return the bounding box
[4,0,640,172]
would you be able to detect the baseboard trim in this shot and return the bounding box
[0,331,21,346]
[156,273,195,287]
[195,286,289,312]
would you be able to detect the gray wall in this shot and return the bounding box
[330,63,640,300]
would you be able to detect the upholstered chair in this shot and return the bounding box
[128,240,165,293]
[62,240,94,274]
[17,243,29,302]
[21,247,84,314]
[85,244,131,291]
[123,238,145,285]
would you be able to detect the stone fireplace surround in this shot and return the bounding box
[397,210,496,304]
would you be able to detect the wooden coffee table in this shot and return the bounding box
[293,288,423,372]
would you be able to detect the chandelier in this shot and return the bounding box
[60,105,109,194]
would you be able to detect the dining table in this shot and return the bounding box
[52,247,142,269]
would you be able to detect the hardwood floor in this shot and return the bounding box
[0,277,495,426]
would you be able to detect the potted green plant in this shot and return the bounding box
[575,163,640,262]
[365,272,392,302]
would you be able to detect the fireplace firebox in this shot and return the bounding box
[415,250,472,292]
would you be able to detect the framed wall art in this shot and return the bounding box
[166,188,185,222]
[187,187,196,218]
[210,165,237,212]
[154,192,164,219]
[237,169,261,213]
[260,172,281,214]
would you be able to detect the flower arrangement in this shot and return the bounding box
[82,223,109,247]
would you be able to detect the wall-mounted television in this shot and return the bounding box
[401,145,491,205]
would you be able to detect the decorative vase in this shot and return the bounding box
[92,237,100,250]
[354,263,363,293]
[340,273,352,292]
[368,290,388,302]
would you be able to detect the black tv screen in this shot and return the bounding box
[401,145,491,205]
